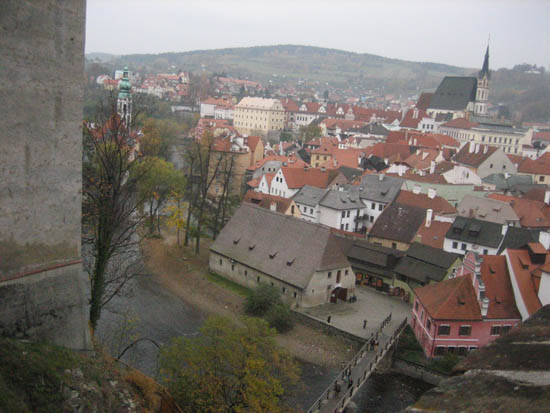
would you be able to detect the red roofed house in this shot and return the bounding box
[454,141,516,178]
[517,151,550,184]
[242,190,301,218]
[488,193,550,230]
[269,166,345,198]
[503,243,550,320]
[414,211,453,250]
[412,251,521,357]
[400,108,430,130]
[396,189,457,217]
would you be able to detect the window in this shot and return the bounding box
[369,216,374,223]
[371,202,376,210]
[219,258,223,266]
[415,301,419,311]
[345,223,349,230]
[342,211,346,218]
[328,271,332,279]
[461,243,467,251]
[458,346,468,356]
[293,292,297,298]
[257,276,260,283]
[452,241,458,249]
[502,325,512,334]
[490,163,494,169]
[310,208,314,214]
[438,325,451,336]
[434,346,446,356]
[379,204,383,211]
[540,176,545,182]
[483,249,488,254]
[468,346,478,352]
[345,269,349,275]
[231,264,235,271]
[337,270,341,283]
[459,325,472,336]
[282,287,286,294]
[391,242,397,249]
[291,205,295,214]
[347,211,350,218]
[244,270,248,277]
[340,224,345,230]
[447,346,456,354]
[490,325,501,336]
[426,319,431,330]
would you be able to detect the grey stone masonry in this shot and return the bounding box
[0,0,91,350]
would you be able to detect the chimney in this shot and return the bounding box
[320,166,326,172]
[475,143,480,153]
[504,172,510,179]
[398,168,403,177]
[270,202,277,212]
[483,145,488,154]
[304,165,309,171]
[545,190,550,205]
[413,185,421,194]
[413,108,419,119]
[429,160,435,174]
[428,187,436,199]
[426,209,433,227]
[379,173,385,181]
[414,138,418,146]
[469,141,475,153]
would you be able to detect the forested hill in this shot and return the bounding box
[86,44,472,93]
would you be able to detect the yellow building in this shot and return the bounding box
[233,97,285,136]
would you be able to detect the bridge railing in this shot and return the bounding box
[306,316,407,413]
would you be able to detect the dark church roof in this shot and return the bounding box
[428,76,477,111]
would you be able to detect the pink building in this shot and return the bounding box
[411,252,521,357]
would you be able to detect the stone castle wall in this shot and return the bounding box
[0,0,91,349]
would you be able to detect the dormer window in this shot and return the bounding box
[269,252,278,259]
[249,244,256,250]
[233,238,240,245]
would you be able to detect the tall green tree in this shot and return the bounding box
[298,123,322,143]
[159,316,300,413]
[139,118,180,160]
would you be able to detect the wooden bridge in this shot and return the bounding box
[307,315,408,413]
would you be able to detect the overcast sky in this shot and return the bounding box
[86,0,550,69]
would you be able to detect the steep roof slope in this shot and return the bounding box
[210,204,350,289]
[428,76,477,111]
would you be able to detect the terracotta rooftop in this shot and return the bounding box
[488,193,550,228]
[415,275,482,321]
[441,117,479,130]
[242,190,293,214]
[396,191,457,215]
[414,219,452,249]
[480,255,522,320]
[454,143,497,167]
[281,167,339,189]
[518,152,550,176]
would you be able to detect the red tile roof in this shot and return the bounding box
[415,275,482,321]
[441,117,479,129]
[416,92,434,110]
[242,190,293,214]
[505,248,546,317]
[518,152,550,176]
[321,118,367,131]
[280,98,300,112]
[247,155,308,171]
[245,135,261,153]
[414,219,452,249]
[480,255,522,320]
[506,154,527,166]
[488,194,550,228]
[400,108,428,129]
[281,167,338,189]
[364,142,412,163]
[397,191,457,215]
[403,149,439,170]
[533,131,550,142]
[454,144,497,168]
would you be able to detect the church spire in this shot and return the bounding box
[479,44,490,80]
[117,66,132,128]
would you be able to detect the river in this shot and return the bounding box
[97,272,432,411]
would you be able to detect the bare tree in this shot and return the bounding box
[82,97,150,330]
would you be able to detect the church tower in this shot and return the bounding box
[474,45,490,117]
[117,66,132,128]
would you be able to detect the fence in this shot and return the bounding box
[307,315,407,413]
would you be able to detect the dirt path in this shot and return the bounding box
[143,235,356,368]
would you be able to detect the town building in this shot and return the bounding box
[269,166,344,198]
[517,152,550,184]
[393,242,461,303]
[242,190,301,218]
[354,174,404,228]
[503,244,550,320]
[368,202,426,251]
[456,195,520,226]
[444,216,504,255]
[233,97,285,136]
[209,204,356,308]
[453,142,516,179]
[411,252,521,357]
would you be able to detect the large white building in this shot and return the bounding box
[233,97,285,136]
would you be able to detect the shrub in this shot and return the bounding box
[266,303,294,333]
[245,284,282,317]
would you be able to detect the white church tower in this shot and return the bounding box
[474,46,490,117]
[117,66,132,128]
